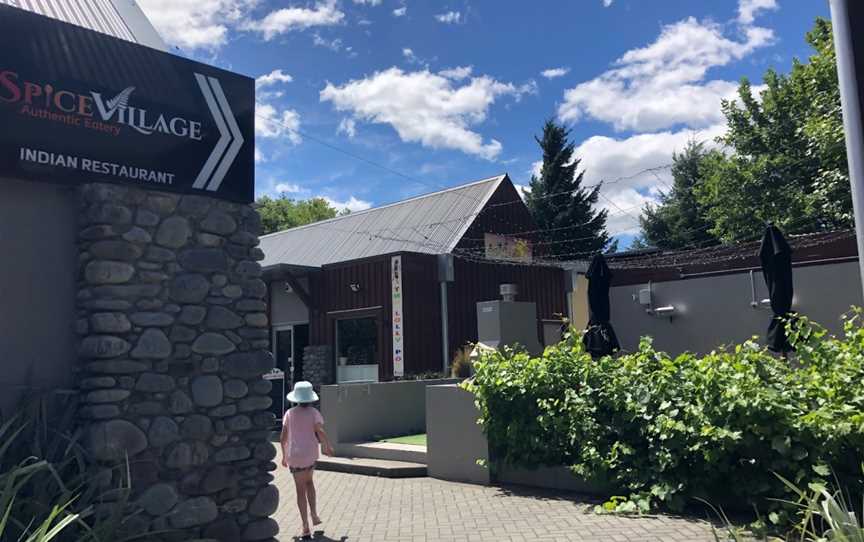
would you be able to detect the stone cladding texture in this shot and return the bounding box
[75,184,279,541]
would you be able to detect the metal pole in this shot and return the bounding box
[830,0,864,301]
[440,281,449,374]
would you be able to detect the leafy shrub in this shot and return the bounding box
[464,311,864,529]
[451,346,474,378]
[0,394,148,542]
[397,371,448,381]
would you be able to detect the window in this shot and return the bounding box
[336,317,378,366]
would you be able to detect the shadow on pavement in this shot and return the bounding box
[289,530,348,541]
[496,484,732,530]
[493,483,602,507]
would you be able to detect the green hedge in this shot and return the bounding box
[465,312,864,524]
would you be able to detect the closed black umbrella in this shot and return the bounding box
[583,254,620,358]
[759,225,794,353]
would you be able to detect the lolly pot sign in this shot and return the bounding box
[0,5,255,203]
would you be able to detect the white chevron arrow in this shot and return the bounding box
[193,72,244,192]
[205,76,244,192]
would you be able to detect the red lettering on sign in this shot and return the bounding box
[54,90,76,113]
[23,82,41,104]
[0,70,20,102]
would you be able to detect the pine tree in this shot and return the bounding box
[525,120,611,258]
[639,140,719,250]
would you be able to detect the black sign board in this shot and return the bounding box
[0,5,255,203]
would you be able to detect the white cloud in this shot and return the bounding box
[393,6,407,17]
[136,0,255,51]
[514,184,530,201]
[435,11,462,24]
[276,183,303,193]
[541,67,570,79]
[439,66,473,80]
[255,148,265,163]
[324,196,373,212]
[320,67,528,159]
[256,69,293,89]
[402,48,416,60]
[256,102,302,144]
[573,123,727,233]
[352,0,382,4]
[738,0,778,24]
[558,15,775,131]
[243,0,345,40]
[255,70,297,139]
[514,79,538,101]
[603,0,613,6]
[313,33,343,51]
[338,117,357,138]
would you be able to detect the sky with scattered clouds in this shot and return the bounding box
[136,0,829,242]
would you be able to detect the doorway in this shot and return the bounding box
[270,323,310,420]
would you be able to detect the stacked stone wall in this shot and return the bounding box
[75,183,279,541]
[302,345,333,388]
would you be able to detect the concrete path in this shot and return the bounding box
[272,468,720,541]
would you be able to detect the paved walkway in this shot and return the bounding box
[272,469,720,542]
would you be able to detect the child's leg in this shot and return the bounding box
[306,469,321,525]
[292,471,310,534]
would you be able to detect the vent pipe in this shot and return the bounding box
[500,283,518,302]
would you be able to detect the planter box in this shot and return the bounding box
[426,384,614,497]
[321,378,460,446]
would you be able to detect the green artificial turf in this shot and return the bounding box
[381,434,427,446]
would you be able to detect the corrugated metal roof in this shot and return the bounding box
[260,175,508,268]
[2,0,167,50]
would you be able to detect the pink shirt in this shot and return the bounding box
[282,406,324,468]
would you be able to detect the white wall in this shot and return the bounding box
[608,261,863,355]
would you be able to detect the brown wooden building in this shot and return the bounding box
[260,175,568,385]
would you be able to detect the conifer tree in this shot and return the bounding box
[525,120,611,258]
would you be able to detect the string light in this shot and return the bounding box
[258,112,852,271]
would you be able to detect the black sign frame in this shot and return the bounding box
[0,5,255,203]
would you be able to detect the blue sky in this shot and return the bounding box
[137,0,829,244]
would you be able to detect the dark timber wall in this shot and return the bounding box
[454,180,538,256]
[447,257,567,358]
[305,251,567,380]
[308,254,394,379]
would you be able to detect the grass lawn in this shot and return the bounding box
[381,434,427,447]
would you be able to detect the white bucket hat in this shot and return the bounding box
[286,381,318,404]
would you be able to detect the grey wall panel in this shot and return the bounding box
[608,262,863,355]
[0,178,78,414]
[320,379,460,446]
[270,279,309,325]
[426,384,490,484]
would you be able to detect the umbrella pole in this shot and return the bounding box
[830,0,864,302]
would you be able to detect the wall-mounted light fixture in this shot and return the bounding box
[349,282,361,293]
[284,282,293,293]
[634,281,677,318]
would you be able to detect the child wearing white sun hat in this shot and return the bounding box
[280,381,334,539]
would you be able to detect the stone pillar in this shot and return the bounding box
[302,345,334,388]
[76,183,279,542]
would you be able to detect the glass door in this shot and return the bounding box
[270,326,293,420]
[292,324,309,383]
